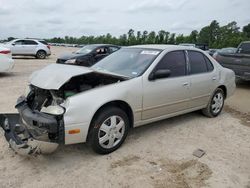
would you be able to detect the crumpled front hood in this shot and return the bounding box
[30,64,93,90]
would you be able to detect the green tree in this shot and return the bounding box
[243,23,250,38]
[189,30,198,43]
[168,33,176,44]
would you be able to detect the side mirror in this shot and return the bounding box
[12,43,15,46]
[149,69,171,81]
[237,47,242,53]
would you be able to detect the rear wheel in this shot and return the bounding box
[202,88,225,117]
[36,50,46,59]
[89,107,129,154]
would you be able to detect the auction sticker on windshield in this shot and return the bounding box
[141,50,160,55]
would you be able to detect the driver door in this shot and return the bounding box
[11,40,25,55]
[142,50,190,120]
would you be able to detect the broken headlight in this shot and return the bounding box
[41,105,65,116]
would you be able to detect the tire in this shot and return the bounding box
[88,107,129,154]
[36,50,46,59]
[202,88,225,118]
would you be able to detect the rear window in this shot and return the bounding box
[204,56,214,72]
[188,51,208,74]
[39,40,48,45]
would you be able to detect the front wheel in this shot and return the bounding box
[89,107,129,154]
[202,88,225,117]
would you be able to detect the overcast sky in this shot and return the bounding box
[0,0,249,39]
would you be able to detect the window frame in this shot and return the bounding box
[186,50,214,75]
[23,40,38,45]
[13,40,24,45]
[149,50,188,80]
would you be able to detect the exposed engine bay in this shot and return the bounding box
[27,72,126,111]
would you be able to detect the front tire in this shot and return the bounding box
[202,88,225,117]
[89,107,129,154]
[36,50,46,59]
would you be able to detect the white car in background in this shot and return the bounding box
[3,39,51,59]
[0,46,14,72]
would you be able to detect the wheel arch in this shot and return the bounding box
[218,85,227,98]
[86,100,134,143]
[36,49,47,55]
[90,100,134,129]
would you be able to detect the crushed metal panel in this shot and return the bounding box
[30,64,93,90]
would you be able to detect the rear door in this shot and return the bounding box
[22,40,38,55]
[186,50,217,108]
[142,50,190,120]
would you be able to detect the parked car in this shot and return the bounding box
[0,45,235,155]
[3,39,51,59]
[219,47,237,54]
[56,44,120,66]
[206,49,219,56]
[0,46,14,72]
[213,41,250,80]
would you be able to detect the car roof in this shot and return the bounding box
[86,44,119,47]
[241,41,250,44]
[127,44,198,51]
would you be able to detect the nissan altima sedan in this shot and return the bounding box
[0,45,235,155]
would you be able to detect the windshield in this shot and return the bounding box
[92,48,161,78]
[75,45,96,54]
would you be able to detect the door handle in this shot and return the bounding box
[182,82,189,86]
[212,76,217,80]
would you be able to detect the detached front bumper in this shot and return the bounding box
[0,98,64,155]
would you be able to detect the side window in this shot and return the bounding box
[204,55,214,72]
[39,40,48,45]
[239,43,250,54]
[188,51,208,74]
[109,47,119,53]
[14,40,24,45]
[23,40,38,45]
[155,50,186,78]
[96,47,108,54]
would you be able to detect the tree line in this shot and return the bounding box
[6,20,250,49]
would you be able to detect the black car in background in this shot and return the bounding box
[56,44,120,66]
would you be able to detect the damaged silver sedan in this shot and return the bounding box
[0,45,236,155]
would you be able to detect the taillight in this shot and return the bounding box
[0,50,11,54]
[47,45,51,49]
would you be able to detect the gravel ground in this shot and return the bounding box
[0,46,249,188]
